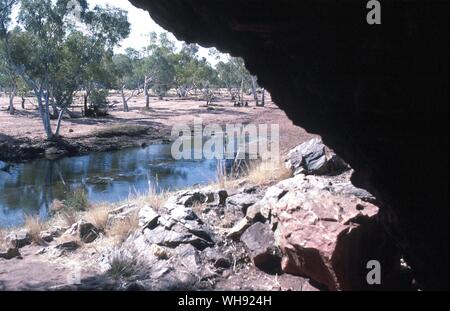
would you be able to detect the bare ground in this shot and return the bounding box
[0,92,316,162]
[0,92,322,291]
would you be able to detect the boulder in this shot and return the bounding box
[200,188,229,206]
[138,205,160,229]
[216,190,229,206]
[329,182,377,203]
[245,204,264,222]
[158,215,176,229]
[240,222,280,272]
[143,224,212,250]
[327,154,350,175]
[176,191,208,207]
[252,185,288,220]
[0,247,21,260]
[204,247,232,269]
[226,218,251,240]
[285,138,350,176]
[56,240,80,252]
[169,205,198,222]
[40,226,65,243]
[39,231,54,243]
[62,221,99,243]
[226,193,259,213]
[271,177,397,290]
[7,230,31,249]
[78,221,100,243]
[175,244,202,274]
[285,138,327,175]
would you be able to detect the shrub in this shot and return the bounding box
[86,89,109,117]
[65,187,90,212]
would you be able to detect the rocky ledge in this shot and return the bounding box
[0,139,415,291]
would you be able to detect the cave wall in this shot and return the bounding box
[129,0,449,289]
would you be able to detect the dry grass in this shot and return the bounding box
[109,210,139,244]
[107,249,140,280]
[127,181,170,212]
[143,192,170,211]
[245,160,292,186]
[216,160,229,189]
[207,160,241,191]
[85,205,109,232]
[24,214,46,243]
[50,199,65,213]
[55,210,79,228]
[209,159,291,191]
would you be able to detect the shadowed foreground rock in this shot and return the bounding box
[130,0,448,289]
[270,175,399,290]
[240,222,280,273]
[229,170,404,290]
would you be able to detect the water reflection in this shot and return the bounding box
[0,144,219,227]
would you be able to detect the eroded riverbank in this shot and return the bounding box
[0,94,314,163]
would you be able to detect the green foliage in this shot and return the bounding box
[216,57,253,99]
[1,1,258,123]
[113,52,142,90]
[65,187,89,212]
[88,89,108,115]
[0,0,130,136]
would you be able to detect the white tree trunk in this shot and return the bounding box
[240,78,244,103]
[261,88,266,107]
[144,76,150,109]
[8,86,16,115]
[54,109,65,137]
[251,76,259,106]
[36,90,54,140]
[121,86,129,112]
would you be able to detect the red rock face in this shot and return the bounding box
[270,175,399,290]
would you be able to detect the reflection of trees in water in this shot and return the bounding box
[0,145,220,226]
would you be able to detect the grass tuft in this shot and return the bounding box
[246,160,292,186]
[109,211,139,244]
[50,199,65,213]
[24,214,45,243]
[107,250,140,280]
[85,205,109,232]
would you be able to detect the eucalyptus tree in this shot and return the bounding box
[216,57,254,104]
[0,44,25,114]
[0,0,17,114]
[113,49,143,112]
[143,32,176,100]
[0,0,130,138]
